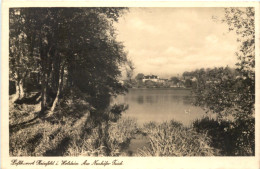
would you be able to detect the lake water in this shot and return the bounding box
[115,88,207,127]
[114,88,210,155]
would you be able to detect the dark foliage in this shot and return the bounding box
[9,7,129,116]
[193,117,254,156]
[191,8,255,156]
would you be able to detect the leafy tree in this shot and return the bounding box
[223,7,255,120]
[193,7,255,155]
[9,9,40,101]
[184,79,192,88]
[135,73,144,82]
[9,8,128,116]
[144,80,157,88]
[125,59,135,82]
[170,77,180,84]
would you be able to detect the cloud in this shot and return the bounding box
[129,18,159,34]
[148,57,169,66]
[205,34,219,44]
[164,46,186,56]
[116,7,239,77]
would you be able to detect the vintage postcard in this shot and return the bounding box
[1,1,260,169]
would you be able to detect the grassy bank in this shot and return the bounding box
[9,97,138,156]
[10,99,253,156]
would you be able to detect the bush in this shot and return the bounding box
[107,117,138,156]
[192,116,254,156]
[138,120,218,156]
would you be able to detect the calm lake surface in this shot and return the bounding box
[116,88,207,126]
[115,88,211,155]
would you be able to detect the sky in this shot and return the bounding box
[115,8,239,78]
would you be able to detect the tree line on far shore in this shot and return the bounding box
[125,66,238,89]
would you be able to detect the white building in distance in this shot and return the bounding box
[142,75,159,82]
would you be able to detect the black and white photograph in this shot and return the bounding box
[1,1,259,169]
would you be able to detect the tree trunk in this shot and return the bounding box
[40,51,49,113]
[11,82,20,103]
[11,79,24,102]
[50,63,64,113]
[18,79,24,99]
[39,37,52,114]
[41,72,48,113]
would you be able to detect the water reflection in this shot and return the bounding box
[145,95,154,104]
[171,95,181,104]
[116,88,206,126]
[182,96,194,105]
[137,95,144,104]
